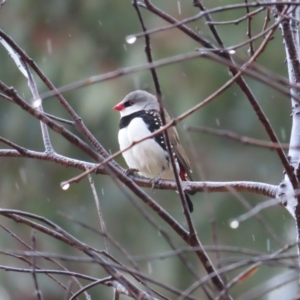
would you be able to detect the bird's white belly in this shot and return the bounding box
[118,118,175,180]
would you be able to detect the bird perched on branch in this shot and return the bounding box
[113,90,194,212]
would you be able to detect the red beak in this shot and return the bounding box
[113,102,125,111]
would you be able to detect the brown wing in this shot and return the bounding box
[164,109,193,181]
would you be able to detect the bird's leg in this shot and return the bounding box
[150,167,165,190]
[124,168,140,177]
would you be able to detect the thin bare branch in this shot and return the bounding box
[87,171,111,256]
[69,277,112,300]
[244,0,255,56]
[31,231,43,300]
[206,8,264,26]
[185,125,290,149]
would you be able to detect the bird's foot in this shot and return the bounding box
[150,168,165,190]
[150,174,161,190]
[124,168,140,177]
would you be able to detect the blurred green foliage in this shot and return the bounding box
[0,1,296,299]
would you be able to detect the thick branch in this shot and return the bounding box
[0,149,278,198]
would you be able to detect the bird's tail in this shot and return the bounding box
[179,168,194,212]
[184,192,193,213]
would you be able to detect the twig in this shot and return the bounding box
[0,88,74,125]
[238,271,297,300]
[226,187,284,247]
[0,136,29,154]
[244,0,255,56]
[206,8,264,26]
[0,245,266,261]
[262,8,271,33]
[57,213,172,300]
[69,277,112,300]
[0,82,101,162]
[132,245,265,261]
[0,92,11,100]
[0,224,78,297]
[23,62,54,153]
[86,171,111,256]
[177,242,296,298]
[64,281,73,300]
[193,0,224,47]
[0,209,185,300]
[229,199,279,226]
[0,262,193,300]
[0,265,100,281]
[134,2,300,41]
[31,231,43,300]
[215,264,261,300]
[42,113,74,125]
[214,243,297,300]
[0,33,54,153]
[18,45,298,106]
[185,125,290,149]
[0,29,110,160]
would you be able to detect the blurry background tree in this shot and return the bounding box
[0,0,299,299]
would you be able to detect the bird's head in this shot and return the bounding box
[113,90,159,117]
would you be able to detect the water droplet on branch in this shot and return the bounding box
[32,98,42,108]
[126,35,137,44]
[61,183,70,190]
[229,219,239,229]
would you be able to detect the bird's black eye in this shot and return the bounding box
[124,99,136,108]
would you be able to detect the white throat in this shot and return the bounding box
[120,105,143,117]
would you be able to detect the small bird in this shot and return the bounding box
[113,90,194,212]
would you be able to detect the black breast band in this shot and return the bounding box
[119,110,168,153]
[119,110,147,129]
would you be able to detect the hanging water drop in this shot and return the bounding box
[230,219,239,229]
[61,183,70,190]
[126,35,137,44]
